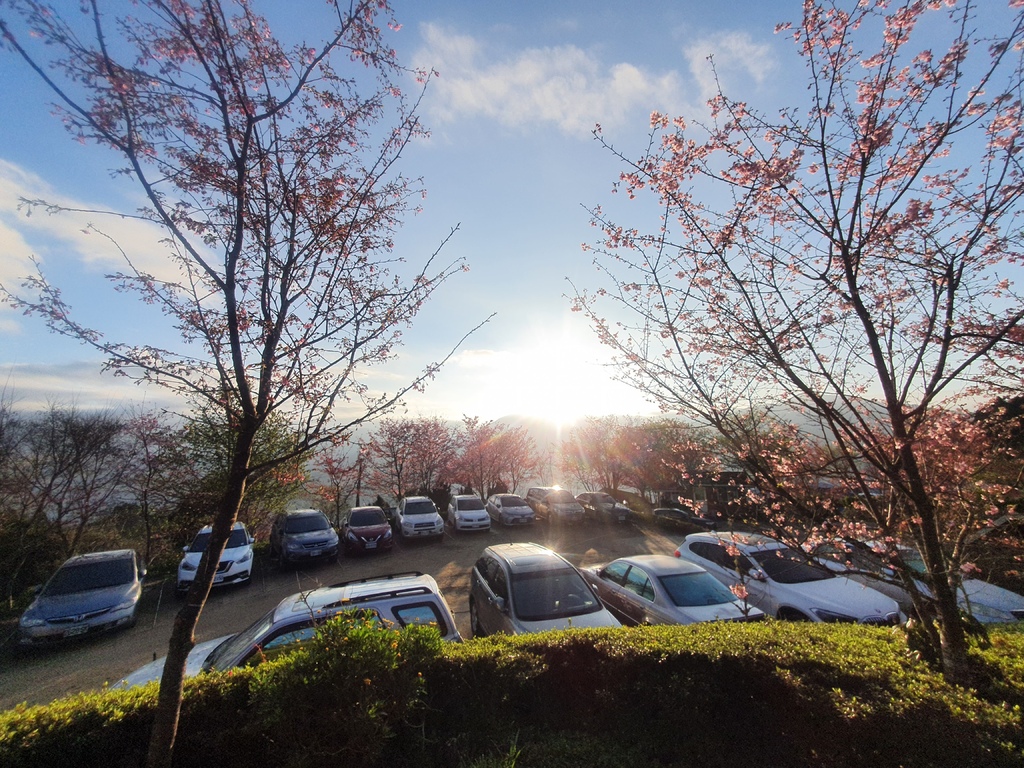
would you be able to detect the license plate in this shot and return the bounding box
[365,541,377,549]
[310,550,321,556]
[214,574,225,583]
[65,625,88,637]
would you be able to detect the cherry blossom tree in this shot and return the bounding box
[0,1,473,763]
[366,416,457,500]
[576,0,1024,684]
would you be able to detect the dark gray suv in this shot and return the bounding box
[270,509,339,565]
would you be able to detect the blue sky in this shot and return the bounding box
[0,0,800,424]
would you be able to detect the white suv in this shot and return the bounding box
[177,521,254,593]
[397,496,445,539]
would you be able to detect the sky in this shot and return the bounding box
[0,0,801,426]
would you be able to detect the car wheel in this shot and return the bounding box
[470,598,485,638]
[777,607,811,621]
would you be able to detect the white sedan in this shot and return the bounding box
[674,531,902,625]
[582,555,764,625]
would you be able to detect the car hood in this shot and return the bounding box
[348,523,391,537]
[774,575,899,619]
[180,544,251,568]
[521,609,621,632]
[284,529,337,542]
[118,635,233,688]
[28,583,138,621]
[961,579,1024,621]
[674,602,765,623]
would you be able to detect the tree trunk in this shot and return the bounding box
[145,424,257,768]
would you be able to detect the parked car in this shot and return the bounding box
[653,506,717,530]
[270,509,339,565]
[19,549,145,646]
[177,521,254,593]
[525,486,584,524]
[396,495,445,540]
[577,492,630,524]
[674,531,901,625]
[523,486,554,517]
[119,571,461,687]
[815,541,1024,623]
[448,494,491,532]
[342,506,394,554]
[582,555,764,625]
[486,493,536,526]
[469,542,620,636]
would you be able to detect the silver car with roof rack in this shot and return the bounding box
[119,571,460,687]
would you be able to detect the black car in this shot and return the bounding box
[653,506,717,530]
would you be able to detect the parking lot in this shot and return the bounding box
[0,519,683,711]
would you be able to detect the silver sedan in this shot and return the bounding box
[582,554,764,625]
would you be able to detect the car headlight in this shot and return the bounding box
[383,528,392,539]
[811,608,858,623]
[180,561,198,572]
[19,614,45,628]
[346,531,358,541]
[286,540,303,551]
[237,549,253,564]
[115,598,137,611]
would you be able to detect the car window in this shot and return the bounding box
[659,572,738,607]
[43,558,135,596]
[689,542,744,572]
[244,624,317,665]
[403,500,436,515]
[349,509,386,526]
[284,514,331,533]
[545,490,576,503]
[477,556,505,598]
[510,568,601,621]
[501,496,528,508]
[601,561,630,585]
[748,547,834,584]
[457,497,486,511]
[391,602,450,636]
[623,567,655,602]
[189,528,249,552]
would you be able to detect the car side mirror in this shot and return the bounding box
[139,566,148,580]
[494,596,507,613]
[182,545,189,553]
[748,568,767,582]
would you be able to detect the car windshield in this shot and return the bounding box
[188,528,249,553]
[593,494,616,505]
[284,514,330,533]
[500,496,529,508]
[202,609,276,671]
[545,490,576,504]
[349,509,387,526]
[511,567,602,622]
[43,558,134,596]
[749,547,834,584]
[457,497,485,511]
[404,500,436,515]
[659,572,739,607]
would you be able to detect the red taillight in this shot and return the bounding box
[673,550,680,557]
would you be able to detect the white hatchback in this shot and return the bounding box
[448,494,491,532]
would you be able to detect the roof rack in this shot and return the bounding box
[330,571,424,589]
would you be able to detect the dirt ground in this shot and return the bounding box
[0,520,683,711]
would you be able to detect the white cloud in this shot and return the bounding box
[0,158,183,283]
[683,31,777,102]
[414,23,687,137]
[1,361,186,413]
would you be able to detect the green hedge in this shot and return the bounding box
[2,621,1023,768]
